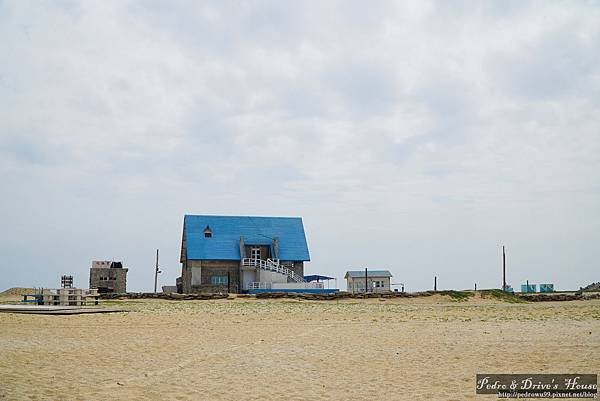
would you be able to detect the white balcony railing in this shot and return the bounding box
[241,258,305,283]
[246,282,272,290]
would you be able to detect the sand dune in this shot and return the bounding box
[0,296,598,400]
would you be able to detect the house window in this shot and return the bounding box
[211,276,228,285]
[204,225,212,238]
[251,247,261,260]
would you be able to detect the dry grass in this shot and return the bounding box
[0,288,36,303]
[0,296,598,400]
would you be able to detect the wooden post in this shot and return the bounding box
[434,276,437,291]
[475,283,477,291]
[365,267,368,294]
[227,271,231,293]
[502,245,506,292]
[154,249,159,294]
[239,236,245,294]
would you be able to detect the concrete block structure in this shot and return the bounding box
[22,288,100,306]
[89,260,128,294]
[162,285,178,293]
[179,215,310,294]
[345,270,393,293]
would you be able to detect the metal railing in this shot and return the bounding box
[241,258,305,283]
[247,282,272,290]
[246,281,325,290]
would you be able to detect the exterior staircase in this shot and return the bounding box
[241,258,305,283]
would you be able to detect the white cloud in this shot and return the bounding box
[0,0,599,291]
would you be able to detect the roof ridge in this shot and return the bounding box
[184,214,302,219]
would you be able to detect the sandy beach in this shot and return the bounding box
[1,294,598,400]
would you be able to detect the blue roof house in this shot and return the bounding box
[178,215,310,293]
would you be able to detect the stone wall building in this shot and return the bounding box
[89,260,128,293]
[179,215,310,294]
[345,270,393,293]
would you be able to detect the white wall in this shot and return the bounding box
[347,276,391,293]
[271,282,323,290]
[242,270,257,289]
[191,267,201,286]
[258,270,288,284]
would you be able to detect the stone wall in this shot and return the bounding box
[181,259,307,293]
[180,226,187,263]
[289,261,304,280]
[100,291,600,302]
[181,260,192,294]
[89,267,128,293]
[182,260,241,294]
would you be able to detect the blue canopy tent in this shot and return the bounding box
[304,275,334,282]
[303,274,337,291]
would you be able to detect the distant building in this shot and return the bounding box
[521,284,537,293]
[89,261,128,293]
[539,284,554,293]
[162,285,177,293]
[179,215,310,294]
[345,270,392,293]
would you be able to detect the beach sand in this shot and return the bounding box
[0,294,598,400]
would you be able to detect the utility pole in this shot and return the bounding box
[154,249,160,293]
[434,276,437,291]
[502,245,506,292]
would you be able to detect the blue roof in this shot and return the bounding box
[304,275,335,282]
[184,215,310,261]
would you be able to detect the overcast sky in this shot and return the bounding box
[1,1,599,292]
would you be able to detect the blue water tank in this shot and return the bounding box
[521,284,537,293]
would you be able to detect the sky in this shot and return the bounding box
[0,0,599,292]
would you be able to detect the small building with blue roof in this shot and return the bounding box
[178,215,310,293]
